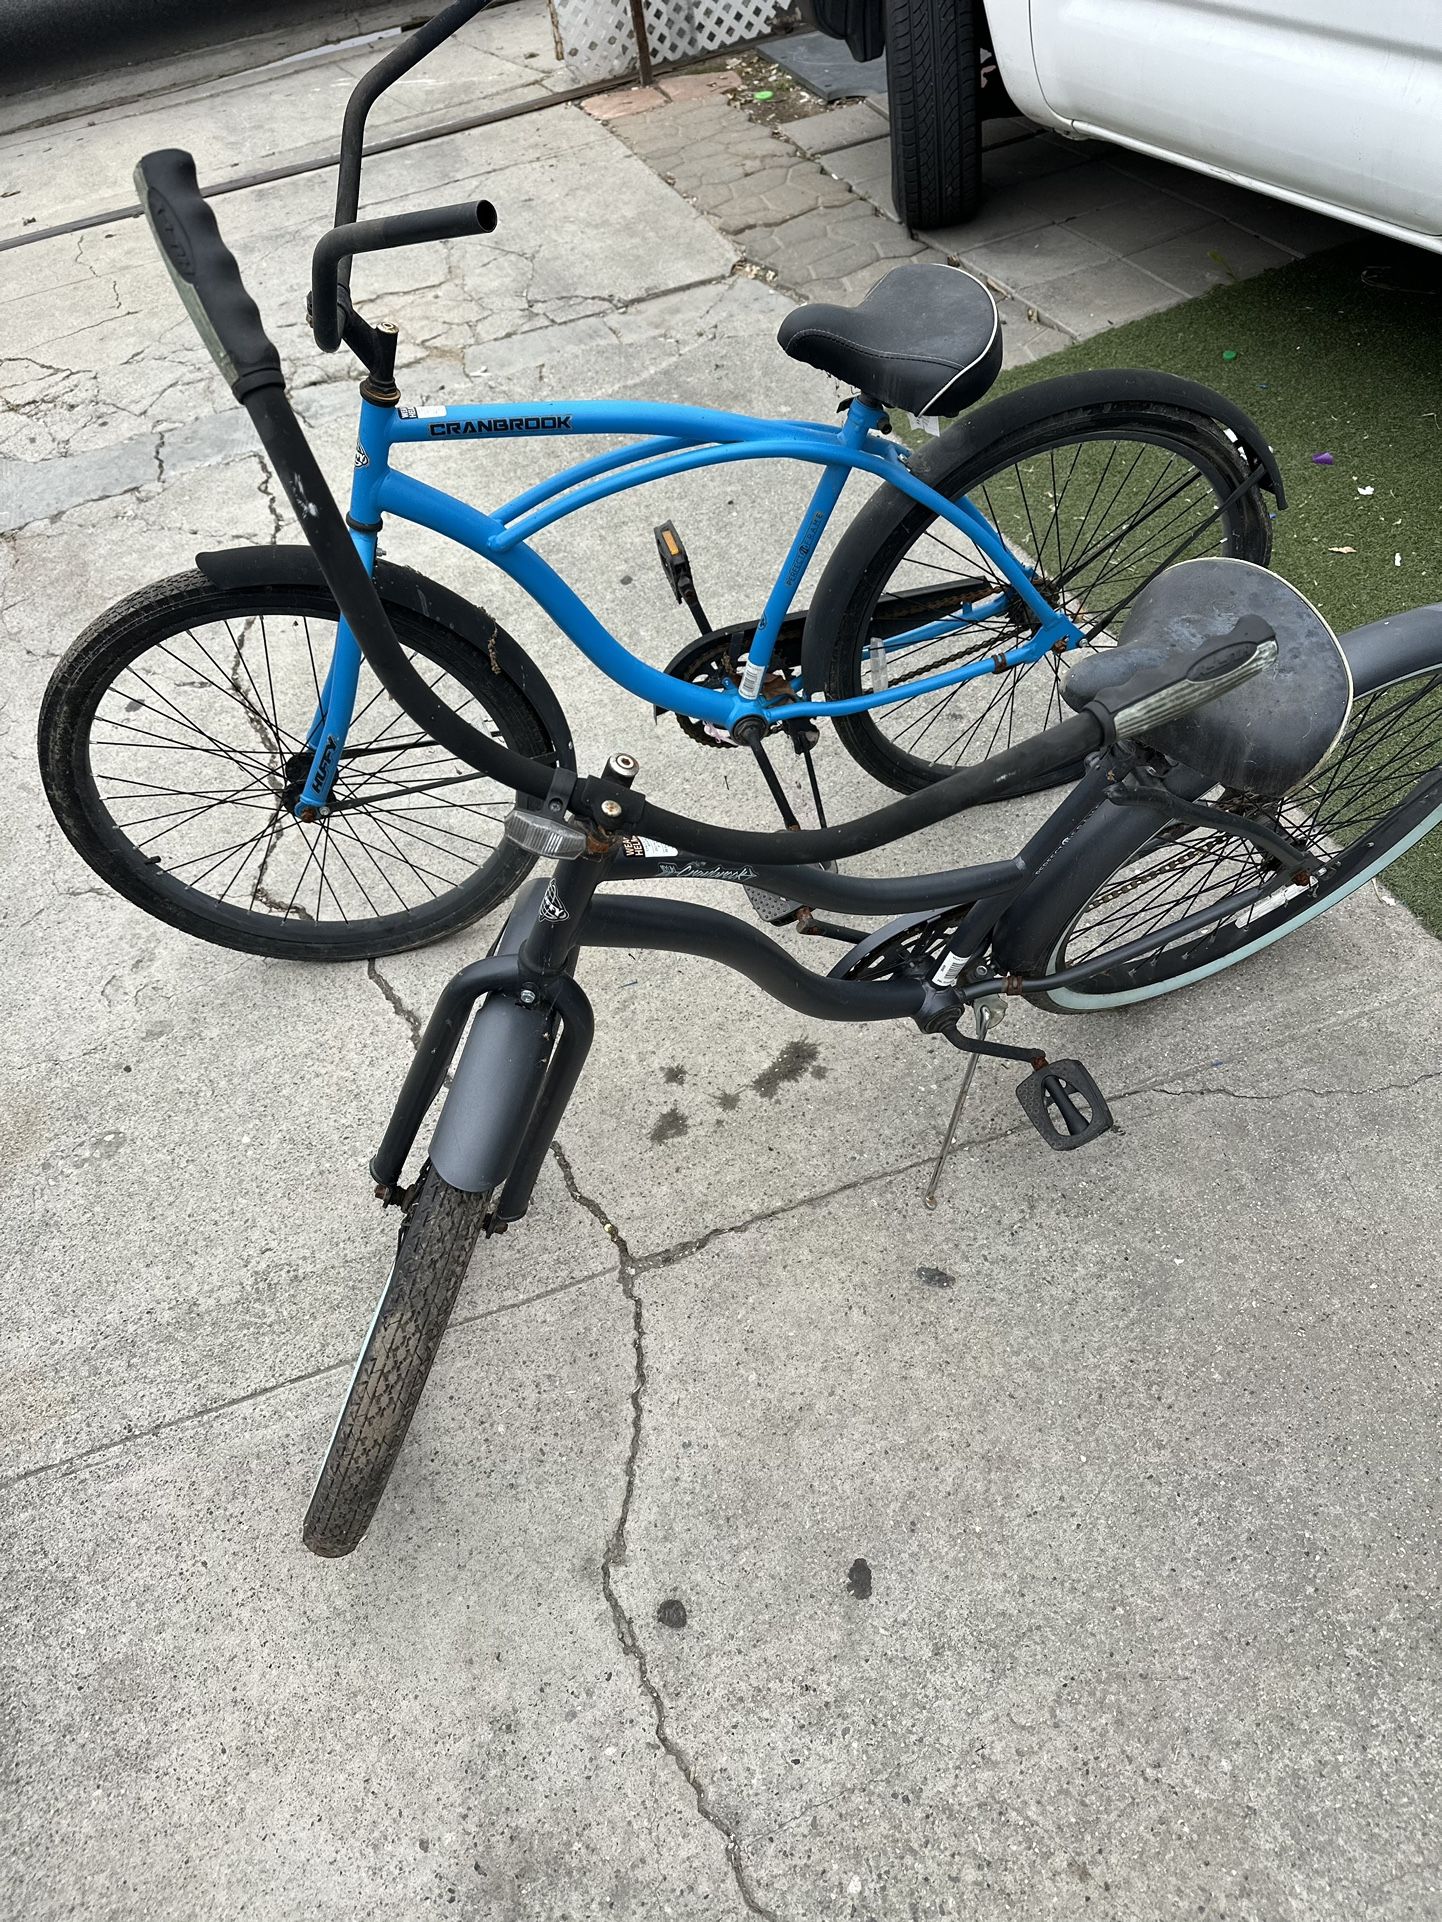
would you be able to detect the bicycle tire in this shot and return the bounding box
[820,402,1274,796]
[304,1165,489,1558]
[39,570,557,960]
[996,652,1442,1010]
[887,0,982,231]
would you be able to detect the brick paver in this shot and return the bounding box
[604,90,1063,357]
[596,54,1348,357]
[772,92,1350,346]
[738,199,940,305]
[603,92,932,301]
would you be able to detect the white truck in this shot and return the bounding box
[811,0,1442,243]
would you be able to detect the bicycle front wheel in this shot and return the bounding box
[820,401,1274,794]
[996,649,1442,1011]
[304,1165,490,1558]
[39,570,558,960]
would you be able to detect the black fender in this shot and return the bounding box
[799,368,1284,695]
[193,544,575,770]
[428,881,556,1195]
[1332,603,1442,699]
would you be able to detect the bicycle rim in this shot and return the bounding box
[833,408,1270,789]
[1040,661,1442,1007]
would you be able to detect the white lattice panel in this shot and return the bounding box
[550,0,780,83]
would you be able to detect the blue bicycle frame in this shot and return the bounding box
[295,392,1085,813]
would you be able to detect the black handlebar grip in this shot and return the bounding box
[134,149,284,400]
[310,201,498,353]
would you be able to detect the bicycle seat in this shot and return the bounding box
[1062,556,1353,794]
[777,264,1002,417]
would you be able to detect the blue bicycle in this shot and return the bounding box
[37,0,1280,961]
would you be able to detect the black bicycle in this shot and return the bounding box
[122,152,1442,1559]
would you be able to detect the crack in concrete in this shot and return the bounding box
[618,1053,1442,1273]
[0,1355,357,1496]
[255,456,289,544]
[1131,1065,1442,1106]
[366,957,424,1050]
[0,1259,616,1494]
[549,1137,779,1922]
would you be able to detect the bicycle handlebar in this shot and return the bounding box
[137,143,1278,871]
[317,0,499,354]
[134,151,284,401]
[310,200,498,353]
[332,0,495,232]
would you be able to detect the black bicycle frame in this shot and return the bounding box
[371,751,1294,1218]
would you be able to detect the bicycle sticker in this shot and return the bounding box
[354,442,369,466]
[656,862,756,882]
[397,404,447,420]
[539,881,570,922]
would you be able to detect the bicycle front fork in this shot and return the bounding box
[293,525,378,817]
[371,817,614,1228]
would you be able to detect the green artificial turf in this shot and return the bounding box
[999,242,1442,934]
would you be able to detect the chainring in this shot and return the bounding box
[829,907,974,981]
[657,628,807,747]
[656,630,748,747]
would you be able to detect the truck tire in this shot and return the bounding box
[887,0,983,230]
[811,0,886,63]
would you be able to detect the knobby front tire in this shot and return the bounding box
[304,1166,490,1558]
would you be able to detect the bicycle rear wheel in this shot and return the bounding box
[997,648,1442,1010]
[39,571,559,960]
[820,401,1273,795]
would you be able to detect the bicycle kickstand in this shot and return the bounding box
[923,1002,1116,1205]
[923,1000,1000,1210]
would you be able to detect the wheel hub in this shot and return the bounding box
[279,748,325,815]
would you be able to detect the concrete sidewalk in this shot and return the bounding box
[3,7,1441,1918]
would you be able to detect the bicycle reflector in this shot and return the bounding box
[504,807,589,859]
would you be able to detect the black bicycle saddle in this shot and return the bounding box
[1062,556,1353,795]
[777,264,1002,417]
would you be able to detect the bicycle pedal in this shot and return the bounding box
[1015,1060,1112,1151]
[654,521,691,600]
[744,884,801,926]
[654,521,710,633]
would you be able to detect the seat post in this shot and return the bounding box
[843,395,889,442]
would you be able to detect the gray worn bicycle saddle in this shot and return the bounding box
[777,264,1002,417]
[1062,556,1353,795]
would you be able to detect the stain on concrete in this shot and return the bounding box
[63,1129,126,1169]
[751,1039,820,1098]
[716,1090,740,1111]
[916,1265,955,1289]
[650,1106,688,1143]
[846,1558,873,1600]
[662,1063,687,1085]
[656,1597,688,1629]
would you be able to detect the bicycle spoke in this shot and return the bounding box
[1042,677,1442,985]
[82,603,517,935]
[859,428,1255,786]
[326,810,448,903]
[360,798,499,859]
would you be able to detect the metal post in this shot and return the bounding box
[627,0,654,85]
